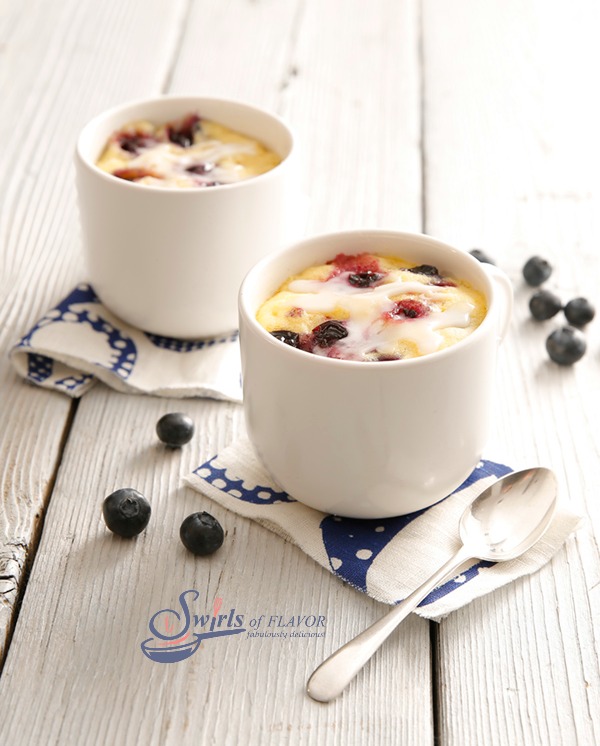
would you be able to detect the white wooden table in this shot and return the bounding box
[1,1,599,743]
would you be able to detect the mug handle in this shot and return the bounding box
[484,264,513,344]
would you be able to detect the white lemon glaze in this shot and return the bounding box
[257,255,486,361]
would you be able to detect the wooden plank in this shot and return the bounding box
[422,0,600,743]
[280,0,423,233]
[0,0,429,743]
[167,0,423,233]
[0,391,432,745]
[0,0,192,661]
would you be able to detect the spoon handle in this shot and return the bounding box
[306,544,474,702]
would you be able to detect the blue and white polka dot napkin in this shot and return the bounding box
[10,284,242,401]
[185,437,582,619]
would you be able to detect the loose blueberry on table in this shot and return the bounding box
[523,256,553,286]
[529,289,563,321]
[563,297,595,328]
[102,488,151,538]
[545,327,587,365]
[469,248,496,265]
[156,412,195,447]
[180,512,225,556]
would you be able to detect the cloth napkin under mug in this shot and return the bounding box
[10,283,242,401]
[185,437,582,620]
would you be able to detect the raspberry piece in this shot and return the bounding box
[112,168,161,182]
[328,253,381,275]
[375,354,402,361]
[298,333,314,352]
[387,299,429,319]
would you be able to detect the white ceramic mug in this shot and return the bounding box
[239,230,513,518]
[75,95,296,339]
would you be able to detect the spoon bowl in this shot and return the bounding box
[307,466,558,702]
[459,467,557,561]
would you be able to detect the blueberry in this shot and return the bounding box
[117,130,158,155]
[167,114,201,148]
[103,488,151,538]
[156,412,195,447]
[348,271,383,288]
[270,330,300,348]
[406,264,440,277]
[180,512,224,556]
[529,290,562,321]
[564,297,595,327]
[545,327,586,365]
[312,320,348,347]
[186,161,214,174]
[119,135,155,154]
[523,256,552,286]
[119,137,141,154]
[469,249,496,265]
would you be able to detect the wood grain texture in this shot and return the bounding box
[4,0,598,743]
[422,0,600,743]
[0,392,432,746]
[0,0,430,744]
[167,0,423,233]
[0,0,189,660]
[281,0,422,233]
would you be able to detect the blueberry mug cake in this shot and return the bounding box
[257,253,486,361]
[96,113,281,187]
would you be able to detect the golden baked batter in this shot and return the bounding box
[96,113,281,187]
[257,253,486,361]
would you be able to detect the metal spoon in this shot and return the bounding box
[306,467,557,702]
